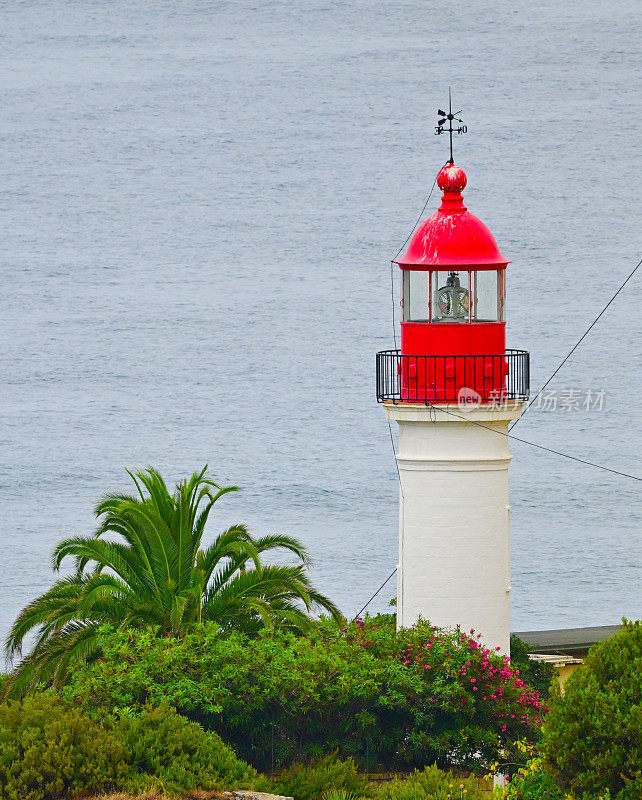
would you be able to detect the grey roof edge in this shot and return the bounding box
[512,625,622,655]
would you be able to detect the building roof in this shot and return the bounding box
[513,625,622,656]
[393,164,509,269]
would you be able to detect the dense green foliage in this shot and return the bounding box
[0,693,127,800]
[268,754,371,800]
[0,694,256,800]
[63,615,545,772]
[499,757,564,800]
[509,635,556,698]
[322,791,364,800]
[267,760,487,800]
[4,467,342,698]
[116,703,257,795]
[542,619,642,800]
[376,765,486,800]
[1,690,490,800]
[3,463,637,800]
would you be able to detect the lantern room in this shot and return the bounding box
[376,163,529,404]
[395,163,508,358]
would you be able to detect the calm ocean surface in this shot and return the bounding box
[1,0,641,650]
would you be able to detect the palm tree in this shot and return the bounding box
[4,466,343,698]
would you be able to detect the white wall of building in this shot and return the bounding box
[385,402,524,654]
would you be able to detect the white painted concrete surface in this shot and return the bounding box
[385,402,524,654]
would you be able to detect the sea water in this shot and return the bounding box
[1,0,640,648]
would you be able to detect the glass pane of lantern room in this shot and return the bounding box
[404,270,430,321]
[472,270,501,322]
[431,270,470,322]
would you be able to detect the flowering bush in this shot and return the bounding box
[63,615,545,772]
[343,617,545,769]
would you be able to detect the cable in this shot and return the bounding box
[352,567,398,621]
[427,403,642,482]
[360,388,641,623]
[373,180,642,620]
[387,419,403,497]
[350,422,403,621]
[364,253,642,622]
[357,392,642,625]
[389,162,449,351]
[390,262,398,350]
[391,163,447,263]
[510,256,642,431]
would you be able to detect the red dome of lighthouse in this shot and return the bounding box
[394,164,509,269]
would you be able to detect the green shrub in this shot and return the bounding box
[0,694,256,800]
[542,619,642,800]
[116,702,256,795]
[63,615,545,773]
[376,765,485,800]
[269,754,371,800]
[499,758,564,799]
[509,635,556,698]
[0,693,128,800]
[322,791,363,800]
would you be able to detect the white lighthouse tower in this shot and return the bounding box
[376,157,529,654]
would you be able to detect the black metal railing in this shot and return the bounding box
[376,349,530,404]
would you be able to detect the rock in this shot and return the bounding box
[228,792,294,800]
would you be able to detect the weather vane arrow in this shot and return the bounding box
[435,88,467,164]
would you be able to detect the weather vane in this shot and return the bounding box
[434,88,467,164]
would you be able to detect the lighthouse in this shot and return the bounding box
[377,146,529,654]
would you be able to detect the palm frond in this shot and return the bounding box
[5,466,342,693]
[2,621,104,699]
[251,533,312,566]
